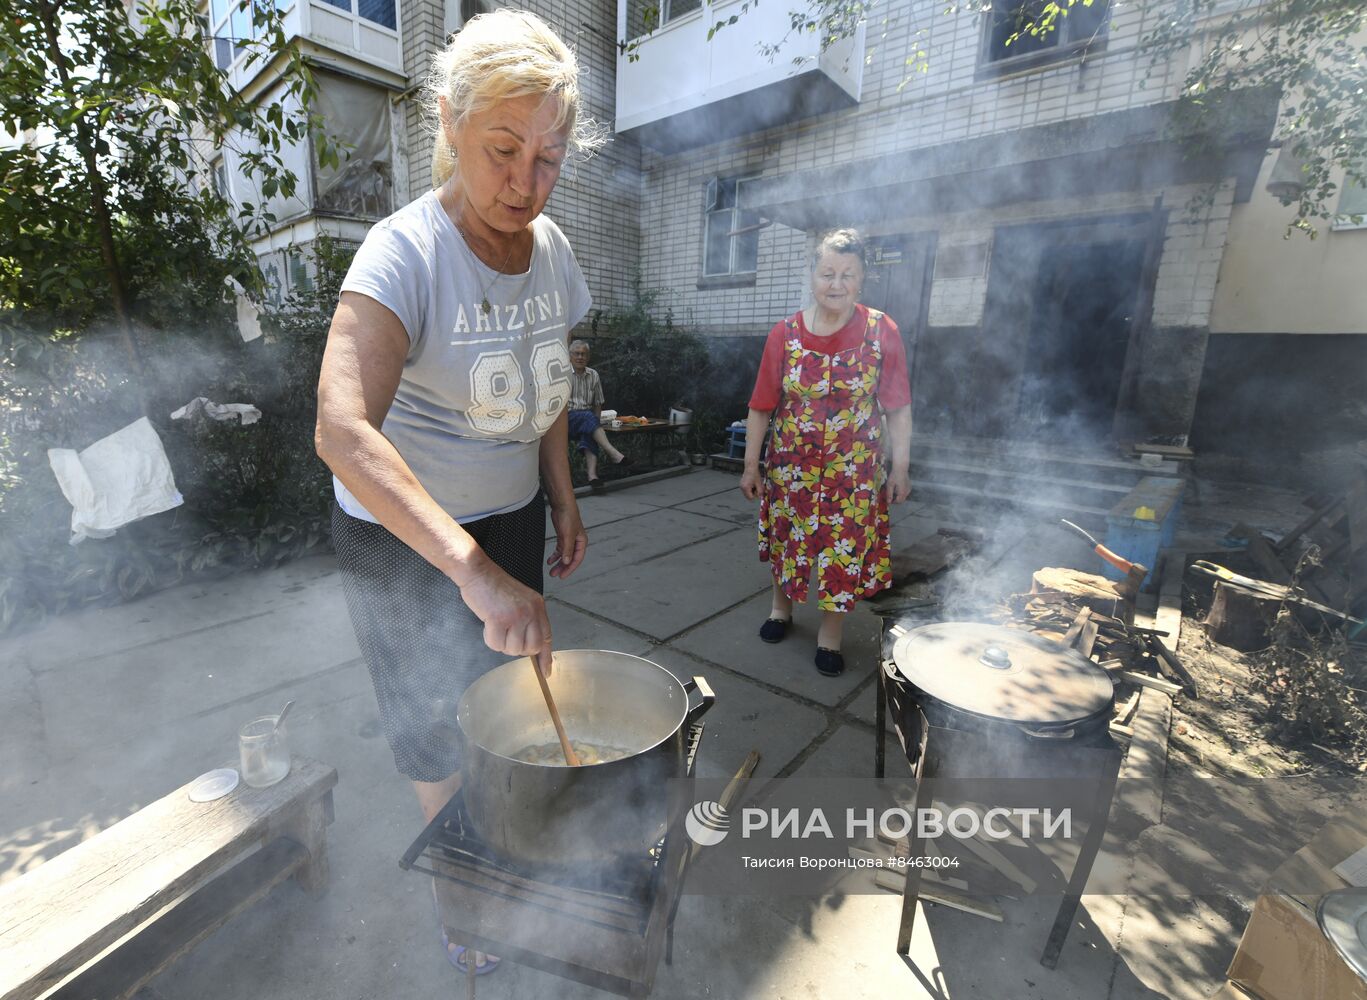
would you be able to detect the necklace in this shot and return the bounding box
[456,217,518,314]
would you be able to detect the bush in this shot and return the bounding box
[0,239,349,636]
[589,288,749,457]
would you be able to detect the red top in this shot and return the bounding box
[748,305,912,412]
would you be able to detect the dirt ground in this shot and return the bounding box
[1165,584,1366,781]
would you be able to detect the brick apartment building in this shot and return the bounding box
[210,0,1367,481]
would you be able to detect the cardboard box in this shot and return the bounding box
[1209,983,1254,1000]
[1226,813,1367,1000]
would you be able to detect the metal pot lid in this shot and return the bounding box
[1318,887,1367,984]
[890,622,1113,725]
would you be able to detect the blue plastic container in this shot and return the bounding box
[727,421,748,459]
[1102,476,1184,590]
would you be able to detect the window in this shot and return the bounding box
[702,177,760,277]
[981,0,1109,74]
[444,0,489,39]
[211,156,230,201]
[662,0,702,24]
[207,0,299,70]
[318,0,395,29]
[1334,173,1367,231]
[311,72,394,219]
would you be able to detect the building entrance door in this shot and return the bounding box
[981,213,1157,446]
[861,234,935,425]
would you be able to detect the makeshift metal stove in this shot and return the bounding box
[873,621,1123,969]
[400,721,706,999]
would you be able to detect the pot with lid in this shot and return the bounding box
[455,650,714,871]
[886,622,1115,749]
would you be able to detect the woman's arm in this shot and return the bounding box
[538,409,587,579]
[883,404,913,503]
[316,291,553,658]
[739,407,772,500]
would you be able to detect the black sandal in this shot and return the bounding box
[814,647,845,676]
[588,477,604,488]
[759,618,789,643]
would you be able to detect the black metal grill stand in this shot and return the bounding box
[399,722,705,999]
[875,661,1121,969]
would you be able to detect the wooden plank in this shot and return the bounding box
[873,870,1004,922]
[50,839,307,1000]
[1235,524,1293,585]
[1145,635,1199,699]
[1121,671,1183,697]
[1062,608,1092,649]
[1113,689,1171,828]
[1274,498,1343,555]
[0,757,337,1000]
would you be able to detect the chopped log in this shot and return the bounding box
[1205,580,1277,652]
[1031,568,1133,623]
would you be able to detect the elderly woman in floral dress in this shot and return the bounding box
[739,229,913,676]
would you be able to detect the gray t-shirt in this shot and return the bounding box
[335,191,591,523]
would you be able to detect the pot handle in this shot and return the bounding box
[683,676,716,726]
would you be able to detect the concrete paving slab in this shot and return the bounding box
[606,468,738,506]
[642,646,830,782]
[543,507,738,587]
[671,593,880,707]
[552,527,770,640]
[544,491,664,538]
[9,555,344,673]
[28,582,360,762]
[546,601,656,657]
[674,487,757,527]
[788,722,907,780]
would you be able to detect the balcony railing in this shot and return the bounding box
[616,0,864,151]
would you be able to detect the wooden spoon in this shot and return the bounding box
[531,650,581,767]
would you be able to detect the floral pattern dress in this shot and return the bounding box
[758,308,892,612]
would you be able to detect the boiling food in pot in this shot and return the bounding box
[511,740,632,766]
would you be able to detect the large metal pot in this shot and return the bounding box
[455,649,714,871]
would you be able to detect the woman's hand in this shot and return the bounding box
[886,465,912,504]
[740,466,763,500]
[547,500,588,579]
[458,560,553,659]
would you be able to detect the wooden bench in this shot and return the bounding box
[0,756,337,1000]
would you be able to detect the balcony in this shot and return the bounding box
[616,0,864,152]
[208,0,403,95]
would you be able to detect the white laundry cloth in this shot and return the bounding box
[170,397,262,425]
[47,417,184,544]
[226,277,263,343]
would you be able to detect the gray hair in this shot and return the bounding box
[425,9,607,187]
[812,228,869,272]
[569,339,590,352]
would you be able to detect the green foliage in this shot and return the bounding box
[0,0,337,329]
[589,289,751,456]
[1145,0,1367,236]
[0,0,348,634]
[0,240,351,636]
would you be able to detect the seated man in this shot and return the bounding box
[567,340,632,486]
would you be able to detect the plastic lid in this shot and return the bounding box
[188,768,240,802]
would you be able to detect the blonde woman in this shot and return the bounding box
[315,9,604,976]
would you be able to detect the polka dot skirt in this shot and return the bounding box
[331,495,545,783]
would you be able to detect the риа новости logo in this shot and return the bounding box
[685,800,730,846]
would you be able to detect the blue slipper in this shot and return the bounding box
[433,878,500,975]
[442,929,501,975]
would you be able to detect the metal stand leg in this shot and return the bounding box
[875,669,887,779]
[1039,752,1121,968]
[895,758,930,955]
